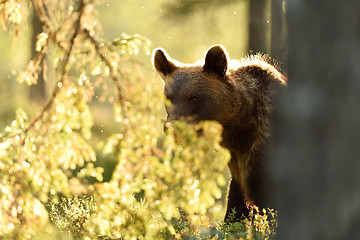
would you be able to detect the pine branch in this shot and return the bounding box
[84,29,126,110]
[1,0,87,144]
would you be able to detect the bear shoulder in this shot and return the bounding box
[228,54,287,86]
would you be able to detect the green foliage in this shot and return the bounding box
[48,196,96,237]
[0,0,28,34]
[47,196,277,239]
[112,33,151,56]
[217,206,277,240]
[0,0,277,239]
[73,118,230,239]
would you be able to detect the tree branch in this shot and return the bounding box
[84,29,126,107]
[1,0,87,144]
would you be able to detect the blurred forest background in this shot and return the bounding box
[1,0,360,239]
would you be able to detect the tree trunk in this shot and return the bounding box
[270,0,287,67]
[248,0,267,54]
[268,0,360,239]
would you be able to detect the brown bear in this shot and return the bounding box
[153,45,286,221]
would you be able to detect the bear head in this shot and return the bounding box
[153,45,236,126]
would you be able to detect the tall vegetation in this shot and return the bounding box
[0,0,275,239]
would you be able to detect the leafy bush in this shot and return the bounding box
[0,0,277,239]
[47,196,277,239]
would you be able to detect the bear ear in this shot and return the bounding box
[153,48,178,79]
[203,45,228,78]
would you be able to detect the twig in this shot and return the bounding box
[31,0,52,31]
[84,29,126,107]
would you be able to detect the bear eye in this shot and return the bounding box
[188,96,198,103]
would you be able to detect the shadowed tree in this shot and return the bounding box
[268,0,360,239]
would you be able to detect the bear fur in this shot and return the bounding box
[153,45,286,221]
